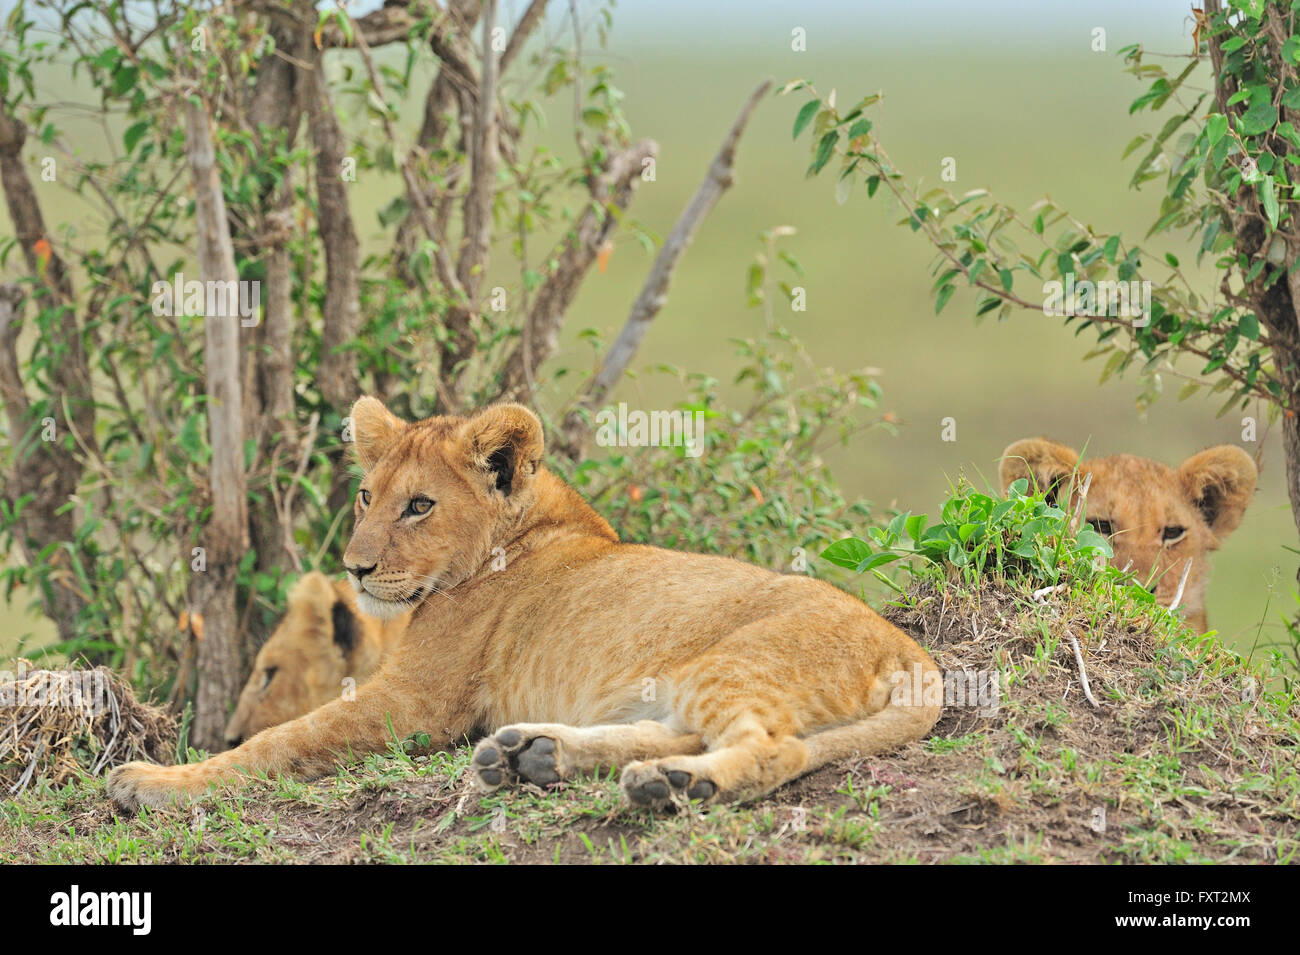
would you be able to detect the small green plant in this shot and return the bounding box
[820,478,1112,590]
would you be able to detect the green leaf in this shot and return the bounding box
[820,537,871,569]
[110,65,138,97]
[1205,113,1228,147]
[855,552,903,573]
[792,100,820,140]
[1261,175,1280,230]
[123,120,149,154]
[935,284,955,314]
[1239,312,1260,341]
[846,118,872,140]
[808,130,839,175]
[1238,99,1278,136]
[904,513,927,544]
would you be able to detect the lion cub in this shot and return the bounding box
[222,572,408,748]
[1000,438,1257,631]
[108,400,940,811]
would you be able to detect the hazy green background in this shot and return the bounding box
[2,1,1293,661]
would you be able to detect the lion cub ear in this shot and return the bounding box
[1000,438,1080,503]
[460,403,544,497]
[1178,445,1257,539]
[350,396,406,469]
[286,571,337,633]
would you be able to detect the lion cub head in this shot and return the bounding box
[999,438,1257,632]
[342,398,549,620]
[223,572,405,747]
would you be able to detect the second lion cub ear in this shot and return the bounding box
[1178,445,1257,539]
[1000,438,1080,503]
[459,403,544,497]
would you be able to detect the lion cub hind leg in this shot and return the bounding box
[618,617,942,809]
[620,713,810,808]
[619,701,940,809]
[472,720,702,793]
[802,697,942,769]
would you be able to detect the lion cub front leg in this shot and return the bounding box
[471,721,702,792]
[108,677,464,812]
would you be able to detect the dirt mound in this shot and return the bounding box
[827,579,1300,862]
[0,661,176,795]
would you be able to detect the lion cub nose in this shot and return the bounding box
[346,563,377,580]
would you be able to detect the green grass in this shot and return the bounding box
[6,480,1296,864]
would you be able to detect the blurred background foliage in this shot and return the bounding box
[1,0,1292,685]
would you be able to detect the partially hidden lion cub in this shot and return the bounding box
[108,399,941,811]
[1000,438,1257,632]
[222,572,408,748]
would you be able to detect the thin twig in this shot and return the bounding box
[1065,627,1101,709]
[558,79,772,454]
[1170,557,1194,612]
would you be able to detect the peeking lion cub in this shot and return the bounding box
[1000,438,1257,632]
[222,572,408,748]
[108,399,940,811]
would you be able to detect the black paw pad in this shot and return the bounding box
[474,747,499,766]
[496,728,522,748]
[686,780,715,801]
[516,740,560,786]
[637,780,670,802]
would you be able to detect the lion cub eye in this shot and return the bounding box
[358,489,371,507]
[1087,518,1114,537]
[261,667,278,691]
[405,496,434,517]
[1162,525,1186,544]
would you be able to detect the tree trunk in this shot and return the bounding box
[185,97,250,752]
[0,108,94,647]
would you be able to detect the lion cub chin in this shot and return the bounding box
[108,399,940,813]
[1001,437,1257,633]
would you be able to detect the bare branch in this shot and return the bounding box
[501,0,548,72]
[298,40,361,415]
[458,0,500,294]
[496,138,658,401]
[559,80,771,454]
[0,285,32,427]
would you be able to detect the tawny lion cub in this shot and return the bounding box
[108,399,940,811]
[1000,438,1257,632]
[222,572,408,748]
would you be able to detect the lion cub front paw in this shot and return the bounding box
[106,761,195,812]
[471,726,567,793]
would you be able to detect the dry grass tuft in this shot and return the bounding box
[0,660,175,795]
